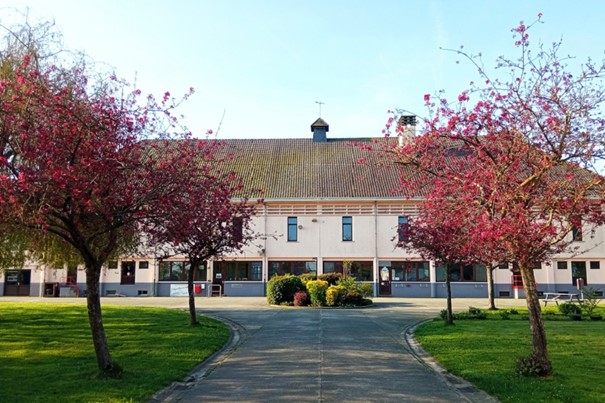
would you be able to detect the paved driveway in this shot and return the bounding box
[149,297,523,402]
[3,296,524,402]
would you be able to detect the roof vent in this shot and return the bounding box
[311,118,329,142]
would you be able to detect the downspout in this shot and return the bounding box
[374,201,378,296]
[263,204,268,295]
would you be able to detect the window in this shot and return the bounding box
[323,261,373,281]
[287,217,298,242]
[214,261,262,281]
[436,263,486,282]
[557,261,568,270]
[497,262,509,270]
[121,261,136,285]
[386,261,430,282]
[67,265,77,284]
[590,261,600,270]
[572,225,583,241]
[398,216,409,243]
[269,261,316,278]
[108,261,118,269]
[233,217,244,244]
[139,261,149,269]
[159,261,205,281]
[571,261,587,286]
[342,216,353,241]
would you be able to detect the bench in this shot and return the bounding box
[542,292,581,306]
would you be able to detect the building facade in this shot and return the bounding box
[2,119,604,298]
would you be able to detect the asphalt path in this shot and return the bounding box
[146,297,525,402]
[3,296,526,402]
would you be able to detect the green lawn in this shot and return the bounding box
[0,303,230,403]
[415,307,605,403]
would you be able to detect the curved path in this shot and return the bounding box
[148,297,525,402]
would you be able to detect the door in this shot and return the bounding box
[571,261,587,287]
[4,270,31,296]
[121,261,136,285]
[378,266,391,296]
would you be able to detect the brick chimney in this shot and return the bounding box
[397,115,416,146]
[311,118,329,142]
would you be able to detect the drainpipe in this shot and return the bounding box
[374,201,378,296]
[263,204,268,295]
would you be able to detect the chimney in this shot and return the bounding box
[311,117,329,142]
[397,115,416,146]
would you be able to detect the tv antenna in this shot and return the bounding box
[315,100,325,117]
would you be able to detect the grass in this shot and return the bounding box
[0,303,230,403]
[415,306,605,403]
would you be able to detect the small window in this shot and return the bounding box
[497,262,509,270]
[287,217,298,242]
[398,216,409,243]
[139,261,149,269]
[233,217,244,244]
[342,216,353,241]
[557,261,568,270]
[572,225,583,241]
[590,261,600,270]
[108,261,118,269]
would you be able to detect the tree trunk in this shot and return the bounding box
[445,264,454,325]
[85,263,118,375]
[187,260,199,326]
[486,263,497,310]
[519,263,552,376]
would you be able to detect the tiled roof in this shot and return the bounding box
[219,138,411,200]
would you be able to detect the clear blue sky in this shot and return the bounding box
[1,1,604,139]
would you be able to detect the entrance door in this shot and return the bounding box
[4,270,31,296]
[571,261,587,287]
[378,266,391,296]
[121,261,136,285]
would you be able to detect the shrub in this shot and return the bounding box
[343,290,364,306]
[468,307,482,315]
[306,280,329,307]
[580,287,603,317]
[293,291,309,306]
[336,276,374,299]
[298,273,317,286]
[318,272,342,286]
[467,307,487,319]
[267,274,305,305]
[358,283,374,298]
[326,285,347,307]
[509,308,519,315]
[500,310,510,320]
[558,302,582,316]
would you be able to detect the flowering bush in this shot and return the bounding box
[293,291,309,307]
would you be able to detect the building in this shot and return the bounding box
[2,118,604,298]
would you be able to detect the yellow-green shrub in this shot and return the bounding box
[306,279,329,306]
[326,285,347,306]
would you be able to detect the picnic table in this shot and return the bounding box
[542,292,581,306]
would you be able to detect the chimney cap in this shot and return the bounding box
[311,117,329,132]
[398,115,416,126]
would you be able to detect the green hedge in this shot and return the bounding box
[267,274,305,305]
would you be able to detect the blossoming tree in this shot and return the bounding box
[388,15,605,375]
[143,138,260,325]
[0,21,239,375]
